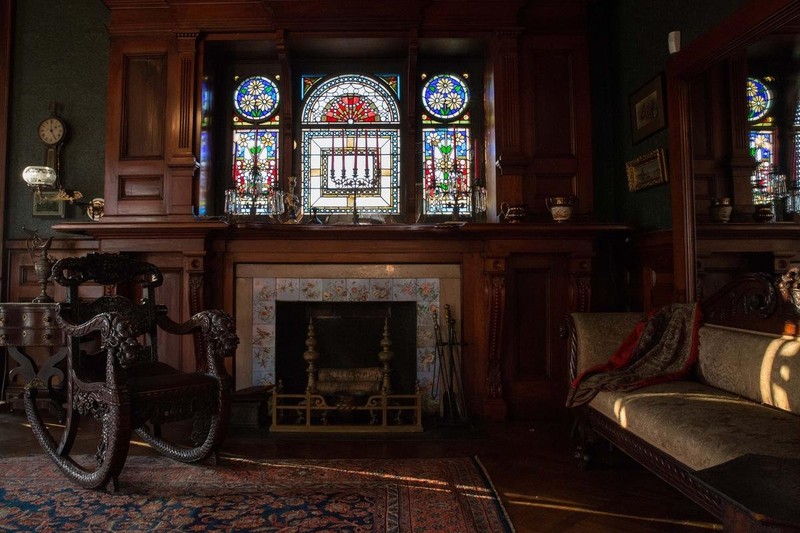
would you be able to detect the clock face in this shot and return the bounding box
[38,117,66,145]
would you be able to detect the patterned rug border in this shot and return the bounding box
[473,456,517,533]
[0,454,516,533]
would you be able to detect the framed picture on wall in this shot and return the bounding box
[629,74,666,143]
[32,191,66,217]
[626,148,668,191]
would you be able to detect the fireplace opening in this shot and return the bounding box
[275,301,417,396]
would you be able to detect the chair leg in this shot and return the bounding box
[25,384,132,491]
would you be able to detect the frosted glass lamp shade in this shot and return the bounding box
[22,166,57,187]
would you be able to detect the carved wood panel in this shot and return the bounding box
[502,254,571,419]
[122,55,166,159]
[521,35,593,216]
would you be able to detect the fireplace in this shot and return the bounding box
[275,301,418,396]
[234,263,462,410]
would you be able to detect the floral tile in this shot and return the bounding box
[416,372,436,396]
[253,345,275,372]
[416,278,440,302]
[253,301,276,325]
[252,324,275,347]
[253,278,276,301]
[276,278,299,301]
[416,325,437,348]
[369,279,392,301]
[322,279,348,301]
[417,347,438,373]
[298,278,323,301]
[392,279,417,301]
[347,279,370,302]
[251,369,275,388]
[417,301,440,326]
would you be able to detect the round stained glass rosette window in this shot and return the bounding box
[422,74,469,120]
[746,77,772,122]
[234,76,280,122]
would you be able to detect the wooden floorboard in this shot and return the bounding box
[0,407,720,532]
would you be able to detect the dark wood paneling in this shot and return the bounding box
[632,230,674,311]
[119,175,164,200]
[522,35,593,216]
[502,253,571,420]
[530,50,575,158]
[122,54,167,159]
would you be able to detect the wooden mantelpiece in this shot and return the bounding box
[696,222,800,300]
[47,221,629,420]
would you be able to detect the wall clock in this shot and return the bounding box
[37,109,68,180]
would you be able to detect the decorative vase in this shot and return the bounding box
[709,197,733,223]
[545,196,576,222]
[753,204,775,223]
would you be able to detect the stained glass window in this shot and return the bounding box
[749,131,775,204]
[747,76,778,205]
[421,73,478,217]
[301,74,401,216]
[790,98,800,215]
[794,99,800,181]
[747,77,773,122]
[230,75,281,216]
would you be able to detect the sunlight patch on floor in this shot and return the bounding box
[506,498,722,530]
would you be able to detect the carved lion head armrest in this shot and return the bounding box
[778,267,800,336]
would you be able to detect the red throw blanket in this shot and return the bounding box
[566,303,702,408]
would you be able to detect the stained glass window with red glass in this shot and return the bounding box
[229,75,281,216]
[421,73,481,217]
[300,74,401,216]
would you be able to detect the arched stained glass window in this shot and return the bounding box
[229,75,282,216]
[301,74,401,216]
[421,73,478,217]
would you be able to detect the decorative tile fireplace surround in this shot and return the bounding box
[235,264,462,404]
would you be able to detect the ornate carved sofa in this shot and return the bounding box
[566,269,800,531]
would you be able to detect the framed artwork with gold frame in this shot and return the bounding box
[626,148,668,192]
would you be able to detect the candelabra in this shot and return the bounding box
[223,160,285,224]
[426,154,486,221]
[751,167,793,221]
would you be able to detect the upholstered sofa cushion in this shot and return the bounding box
[696,325,800,415]
[589,380,800,471]
[569,313,643,375]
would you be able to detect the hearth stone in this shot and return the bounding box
[230,385,273,428]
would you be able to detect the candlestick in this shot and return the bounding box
[331,132,336,178]
[354,128,359,171]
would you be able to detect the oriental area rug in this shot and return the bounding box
[0,455,515,532]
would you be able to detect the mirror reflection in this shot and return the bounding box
[688,14,800,298]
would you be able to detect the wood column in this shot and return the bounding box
[490,31,525,211]
[167,32,200,217]
[483,256,508,421]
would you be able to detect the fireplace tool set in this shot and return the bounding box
[432,304,469,425]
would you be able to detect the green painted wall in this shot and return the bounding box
[590,0,747,230]
[6,0,109,238]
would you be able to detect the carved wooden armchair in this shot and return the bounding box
[23,252,238,491]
